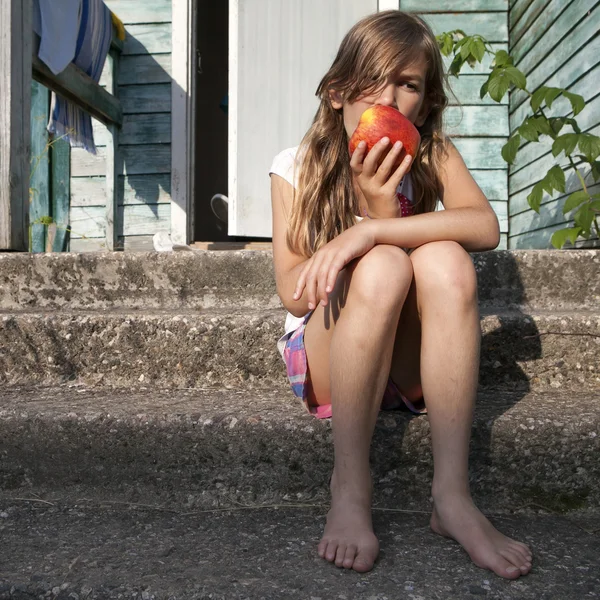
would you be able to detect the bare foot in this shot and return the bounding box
[317,472,379,572]
[430,493,533,579]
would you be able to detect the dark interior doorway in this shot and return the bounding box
[193,0,229,242]
[193,1,269,244]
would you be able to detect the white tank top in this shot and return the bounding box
[269,146,415,356]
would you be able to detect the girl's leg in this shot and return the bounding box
[395,241,532,579]
[303,244,414,573]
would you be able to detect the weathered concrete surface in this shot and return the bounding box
[1,250,598,312]
[0,501,598,599]
[0,310,598,389]
[1,385,598,510]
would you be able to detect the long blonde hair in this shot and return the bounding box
[287,10,453,257]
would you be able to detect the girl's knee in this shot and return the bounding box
[411,241,477,304]
[350,245,413,307]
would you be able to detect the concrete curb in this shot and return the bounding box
[1,250,598,311]
[0,310,598,389]
[1,385,599,510]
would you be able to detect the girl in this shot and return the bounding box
[269,10,532,578]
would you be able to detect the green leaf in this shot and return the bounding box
[506,66,527,90]
[519,117,540,142]
[459,39,472,60]
[591,161,600,182]
[574,203,595,235]
[562,90,585,116]
[532,116,554,137]
[551,227,582,249]
[473,39,486,62]
[527,181,545,213]
[493,50,511,67]
[546,165,566,194]
[562,191,589,215]
[480,80,489,100]
[436,33,454,56]
[549,117,567,136]
[487,69,512,102]
[590,199,600,211]
[449,54,464,77]
[501,134,521,165]
[531,86,549,112]
[552,133,579,158]
[578,133,600,162]
[519,118,540,142]
[545,87,562,109]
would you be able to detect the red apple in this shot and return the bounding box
[348,105,420,171]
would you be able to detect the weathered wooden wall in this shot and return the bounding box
[405,0,510,249]
[69,0,172,251]
[508,0,599,248]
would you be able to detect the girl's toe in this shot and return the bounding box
[343,544,358,569]
[335,543,347,567]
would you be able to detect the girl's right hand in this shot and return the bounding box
[350,138,413,219]
[293,219,376,309]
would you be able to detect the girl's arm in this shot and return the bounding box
[370,140,500,252]
[271,173,313,317]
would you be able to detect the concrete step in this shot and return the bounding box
[1,309,598,389]
[1,250,599,312]
[1,384,599,510]
[0,500,598,599]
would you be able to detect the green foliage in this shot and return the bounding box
[437,30,599,249]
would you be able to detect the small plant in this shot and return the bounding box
[29,129,89,251]
[437,30,600,248]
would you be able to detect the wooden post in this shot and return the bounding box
[105,50,120,251]
[0,0,32,251]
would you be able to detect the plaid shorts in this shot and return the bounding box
[282,313,427,419]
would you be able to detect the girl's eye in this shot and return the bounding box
[399,82,418,91]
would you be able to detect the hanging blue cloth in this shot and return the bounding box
[45,0,113,154]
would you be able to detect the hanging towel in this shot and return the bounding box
[47,0,113,154]
[34,0,83,75]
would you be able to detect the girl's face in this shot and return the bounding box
[329,54,430,140]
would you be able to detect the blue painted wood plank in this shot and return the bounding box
[102,0,171,25]
[403,0,507,10]
[119,84,171,114]
[50,139,70,252]
[71,145,171,177]
[444,106,509,137]
[509,0,547,48]
[70,203,171,238]
[70,174,171,207]
[510,0,538,32]
[453,139,508,169]
[93,113,171,145]
[123,23,171,55]
[509,159,595,217]
[510,32,600,129]
[421,12,508,42]
[29,81,50,253]
[511,0,593,65]
[448,75,509,105]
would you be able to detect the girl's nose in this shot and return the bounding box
[374,84,397,108]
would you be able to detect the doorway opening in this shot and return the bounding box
[193,0,269,247]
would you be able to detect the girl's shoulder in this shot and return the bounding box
[269,146,301,189]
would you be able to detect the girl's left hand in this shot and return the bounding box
[293,220,376,309]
